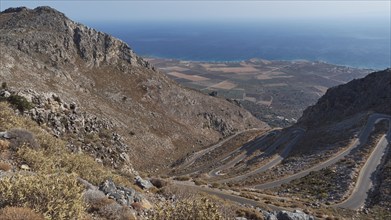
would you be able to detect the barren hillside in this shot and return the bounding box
[0,6,268,172]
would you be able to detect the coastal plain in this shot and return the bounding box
[148,58,372,127]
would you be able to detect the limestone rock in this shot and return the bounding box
[135,176,153,189]
[99,179,143,206]
[276,210,315,220]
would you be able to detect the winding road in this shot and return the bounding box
[212,128,305,183]
[208,130,279,177]
[336,117,390,210]
[254,114,391,194]
[178,128,262,170]
[177,113,391,211]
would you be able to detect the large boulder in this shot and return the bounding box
[135,176,153,189]
[277,210,315,220]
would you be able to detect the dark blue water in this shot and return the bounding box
[89,20,390,69]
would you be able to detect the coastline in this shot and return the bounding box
[143,56,382,71]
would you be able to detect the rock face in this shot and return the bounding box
[0,7,269,171]
[299,69,391,128]
[1,6,149,69]
[99,179,143,206]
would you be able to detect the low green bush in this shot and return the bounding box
[7,94,34,112]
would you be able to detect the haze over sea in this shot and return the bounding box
[91,20,390,69]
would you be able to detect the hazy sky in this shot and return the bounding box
[1,1,390,23]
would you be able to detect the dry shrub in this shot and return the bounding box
[7,94,34,112]
[84,189,113,211]
[0,161,11,171]
[131,202,144,211]
[0,140,9,151]
[158,184,197,201]
[7,128,39,150]
[194,179,207,186]
[0,173,85,219]
[98,201,136,220]
[236,208,264,220]
[84,189,136,220]
[174,175,191,181]
[150,178,167,188]
[0,103,134,187]
[211,182,221,188]
[0,206,44,220]
[16,146,133,186]
[152,197,223,220]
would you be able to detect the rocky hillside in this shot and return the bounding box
[298,69,391,128]
[0,6,268,172]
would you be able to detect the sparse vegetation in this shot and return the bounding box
[7,128,39,150]
[84,190,136,220]
[150,178,167,188]
[174,175,191,181]
[0,102,138,219]
[0,161,11,171]
[0,173,85,219]
[152,197,223,220]
[1,82,7,89]
[0,140,9,151]
[194,179,207,186]
[7,94,34,112]
[0,206,45,220]
[236,207,264,220]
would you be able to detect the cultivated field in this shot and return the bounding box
[147,58,372,127]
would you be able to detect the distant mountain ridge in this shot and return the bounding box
[0,6,268,171]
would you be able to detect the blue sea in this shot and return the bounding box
[89,20,390,69]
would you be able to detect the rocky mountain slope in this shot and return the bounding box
[0,6,268,172]
[298,68,391,128]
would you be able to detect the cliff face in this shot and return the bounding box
[0,6,149,68]
[0,7,269,171]
[298,69,391,128]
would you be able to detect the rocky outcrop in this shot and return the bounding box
[135,176,153,189]
[265,210,314,220]
[299,69,391,128]
[99,179,143,206]
[1,87,136,172]
[200,112,236,137]
[276,210,314,220]
[0,6,150,69]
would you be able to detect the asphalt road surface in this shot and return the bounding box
[337,117,390,210]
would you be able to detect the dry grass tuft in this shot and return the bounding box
[0,140,9,151]
[152,197,223,220]
[174,175,191,181]
[0,206,44,220]
[0,173,85,219]
[7,128,39,150]
[0,161,11,171]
